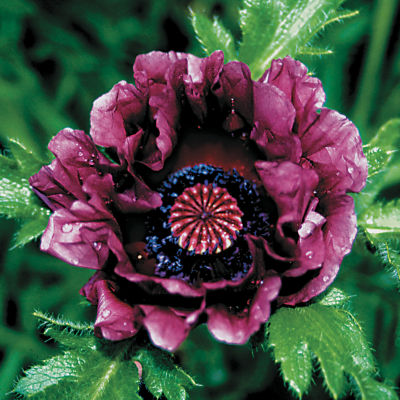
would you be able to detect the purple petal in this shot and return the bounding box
[140,305,192,351]
[40,200,129,270]
[253,81,296,136]
[279,193,357,304]
[255,161,319,253]
[90,81,146,150]
[250,121,302,162]
[213,61,254,129]
[206,273,281,344]
[260,56,325,134]
[301,109,368,193]
[93,280,143,341]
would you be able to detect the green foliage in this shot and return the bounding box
[358,201,400,286]
[190,9,236,61]
[135,348,200,400]
[356,120,400,286]
[13,313,198,400]
[191,0,359,79]
[239,0,357,78]
[0,140,49,248]
[1,0,400,399]
[267,289,398,399]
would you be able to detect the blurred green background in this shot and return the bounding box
[0,0,399,399]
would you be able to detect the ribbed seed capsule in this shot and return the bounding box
[169,183,243,254]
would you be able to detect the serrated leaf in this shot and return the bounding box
[11,214,49,249]
[297,45,333,56]
[360,200,400,241]
[355,119,400,214]
[14,312,198,400]
[368,119,400,150]
[374,239,400,286]
[363,119,400,179]
[268,294,397,399]
[238,0,354,79]
[318,287,351,307]
[34,310,94,335]
[135,347,200,400]
[7,138,44,176]
[0,139,49,246]
[190,9,236,61]
[14,352,80,396]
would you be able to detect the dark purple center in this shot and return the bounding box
[144,165,274,283]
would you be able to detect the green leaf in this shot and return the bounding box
[0,139,49,247]
[374,240,400,284]
[11,214,49,249]
[297,45,333,56]
[14,312,198,400]
[190,9,236,61]
[14,352,81,396]
[135,347,200,400]
[360,200,400,241]
[268,290,397,399]
[355,119,400,214]
[358,201,400,284]
[364,119,400,179]
[238,0,356,79]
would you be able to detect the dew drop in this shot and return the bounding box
[93,241,102,251]
[102,309,111,318]
[62,223,73,233]
[323,276,329,282]
[348,166,354,174]
[305,250,313,259]
[78,151,84,157]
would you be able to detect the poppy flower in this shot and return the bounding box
[30,51,367,351]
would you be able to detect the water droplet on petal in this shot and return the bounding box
[102,309,111,318]
[93,241,102,251]
[348,166,354,174]
[323,276,329,282]
[62,223,73,233]
[78,151,84,157]
[305,250,313,259]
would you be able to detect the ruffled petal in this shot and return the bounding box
[213,61,254,129]
[40,200,129,270]
[284,198,326,277]
[255,160,319,253]
[30,128,118,211]
[140,305,191,351]
[93,280,143,341]
[90,81,146,151]
[250,121,302,162]
[253,81,296,136]
[300,109,368,193]
[279,193,357,304]
[206,273,281,344]
[260,56,325,134]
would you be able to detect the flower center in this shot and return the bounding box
[144,164,273,283]
[169,183,243,255]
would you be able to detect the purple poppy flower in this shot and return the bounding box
[30,52,367,351]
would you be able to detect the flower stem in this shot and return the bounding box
[352,0,398,137]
